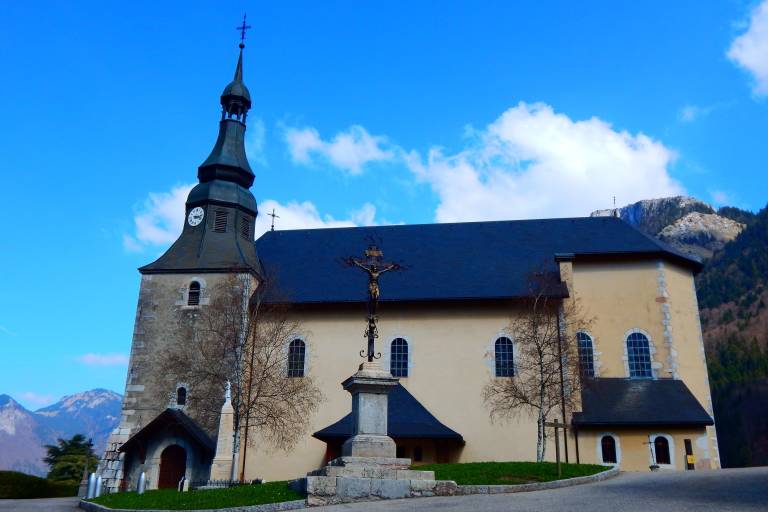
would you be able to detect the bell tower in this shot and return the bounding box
[98,37,262,492]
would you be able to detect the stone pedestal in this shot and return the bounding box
[340,361,399,460]
[209,392,234,480]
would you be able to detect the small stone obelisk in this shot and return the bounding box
[209,381,235,480]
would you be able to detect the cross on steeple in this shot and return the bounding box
[268,208,280,231]
[236,14,252,46]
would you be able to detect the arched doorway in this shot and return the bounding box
[158,445,186,489]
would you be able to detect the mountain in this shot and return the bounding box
[591,196,747,259]
[0,389,121,477]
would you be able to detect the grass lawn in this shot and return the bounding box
[0,471,78,499]
[414,461,608,485]
[88,481,303,510]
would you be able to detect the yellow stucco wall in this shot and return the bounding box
[239,258,718,481]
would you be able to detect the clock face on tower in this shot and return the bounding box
[187,207,205,227]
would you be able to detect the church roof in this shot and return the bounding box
[255,216,702,304]
[313,384,463,442]
[119,408,215,455]
[572,378,714,427]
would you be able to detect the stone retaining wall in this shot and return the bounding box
[78,498,306,512]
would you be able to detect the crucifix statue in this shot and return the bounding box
[345,244,401,362]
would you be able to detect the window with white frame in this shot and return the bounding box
[494,337,514,377]
[187,281,201,306]
[390,338,409,377]
[577,332,595,378]
[651,434,673,466]
[287,339,306,377]
[626,332,652,378]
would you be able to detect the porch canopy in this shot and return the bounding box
[119,408,216,456]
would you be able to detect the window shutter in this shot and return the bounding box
[214,210,228,233]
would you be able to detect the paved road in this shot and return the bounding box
[2,468,766,511]
[0,496,79,511]
[321,467,768,512]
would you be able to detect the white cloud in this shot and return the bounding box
[405,102,683,222]
[709,189,733,206]
[254,199,376,239]
[19,392,55,408]
[284,125,394,174]
[678,104,712,123]
[123,183,195,252]
[246,118,267,164]
[728,0,768,96]
[78,353,130,366]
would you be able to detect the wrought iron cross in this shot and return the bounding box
[268,208,280,231]
[345,244,401,362]
[236,14,252,44]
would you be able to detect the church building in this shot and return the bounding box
[98,41,719,492]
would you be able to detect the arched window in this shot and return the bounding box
[626,332,652,378]
[495,337,514,377]
[390,338,409,377]
[187,281,201,306]
[654,436,671,465]
[176,387,187,406]
[577,332,595,378]
[601,435,617,464]
[287,339,306,377]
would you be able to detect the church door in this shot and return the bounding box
[158,445,186,489]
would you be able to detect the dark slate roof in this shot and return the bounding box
[313,384,463,442]
[255,216,702,304]
[119,408,215,455]
[572,378,714,427]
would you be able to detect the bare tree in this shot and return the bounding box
[482,270,591,462]
[151,275,323,479]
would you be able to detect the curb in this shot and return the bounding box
[456,466,620,495]
[79,498,306,512]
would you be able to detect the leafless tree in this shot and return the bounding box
[482,270,592,462]
[151,275,323,479]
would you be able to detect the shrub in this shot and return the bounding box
[0,471,78,499]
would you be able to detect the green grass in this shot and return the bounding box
[0,471,78,499]
[89,481,303,510]
[413,461,608,485]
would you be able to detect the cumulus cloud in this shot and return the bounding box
[284,125,394,174]
[78,353,130,366]
[728,0,768,96]
[405,102,683,222]
[19,392,55,407]
[123,183,194,252]
[254,199,376,239]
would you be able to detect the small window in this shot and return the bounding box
[626,332,652,378]
[601,435,617,464]
[240,216,251,240]
[390,338,409,377]
[214,209,228,233]
[654,436,671,465]
[577,332,595,378]
[413,446,423,462]
[287,339,306,377]
[176,387,187,406]
[187,281,201,306]
[495,337,514,377]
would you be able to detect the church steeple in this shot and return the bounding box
[140,29,262,277]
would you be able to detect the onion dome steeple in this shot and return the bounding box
[140,18,262,277]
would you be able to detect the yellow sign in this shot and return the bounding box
[687,455,696,464]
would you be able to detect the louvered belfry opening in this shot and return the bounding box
[188,281,201,306]
[214,209,228,233]
[240,216,251,240]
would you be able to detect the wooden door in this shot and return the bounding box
[158,445,186,489]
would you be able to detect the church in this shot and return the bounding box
[98,40,719,492]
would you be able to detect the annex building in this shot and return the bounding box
[98,42,719,492]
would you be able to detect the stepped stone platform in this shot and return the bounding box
[293,457,458,506]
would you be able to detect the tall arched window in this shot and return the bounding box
[601,435,617,464]
[495,337,514,377]
[577,332,595,378]
[390,338,409,377]
[176,387,187,406]
[654,436,671,465]
[287,339,306,377]
[187,281,201,306]
[626,332,652,378]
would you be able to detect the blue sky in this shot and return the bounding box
[1,1,767,409]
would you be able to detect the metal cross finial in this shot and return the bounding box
[268,208,280,231]
[236,14,252,44]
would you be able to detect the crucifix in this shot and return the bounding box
[345,244,401,362]
[236,13,252,45]
[268,208,279,231]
